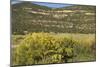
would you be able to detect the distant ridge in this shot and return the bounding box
[12,2,51,10]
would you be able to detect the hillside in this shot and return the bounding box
[11,2,96,34]
[58,5,95,11]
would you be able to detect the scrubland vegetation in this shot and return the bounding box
[11,2,96,66]
[12,33,96,66]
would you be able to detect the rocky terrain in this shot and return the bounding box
[11,2,96,34]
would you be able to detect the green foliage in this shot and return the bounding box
[12,33,96,66]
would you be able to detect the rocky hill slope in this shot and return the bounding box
[11,2,96,34]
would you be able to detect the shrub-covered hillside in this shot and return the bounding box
[11,2,96,34]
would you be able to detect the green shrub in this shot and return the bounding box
[12,33,96,66]
[12,33,77,66]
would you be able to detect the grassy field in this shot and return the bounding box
[11,33,96,66]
